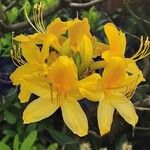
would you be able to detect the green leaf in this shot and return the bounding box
[6,7,19,23]
[20,130,37,150]
[13,134,19,150]
[4,110,16,124]
[47,143,58,150]
[0,142,11,150]
[47,127,74,144]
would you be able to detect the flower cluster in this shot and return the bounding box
[10,3,150,136]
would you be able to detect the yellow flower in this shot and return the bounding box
[79,57,139,136]
[15,3,69,57]
[68,18,92,52]
[23,56,101,136]
[10,43,48,103]
[102,23,150,83]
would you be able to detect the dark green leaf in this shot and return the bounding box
[20,130,37,150]
[0,142,11,150]
[4,110,16,124]
[13,134,19,150]
[47,127,74,144]
[47,143,58,150]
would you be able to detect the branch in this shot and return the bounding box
[70,0,104,8]
[135,106,150,111]
[135,127,150,131]
[4,0,17,12]
[123,0,150,25]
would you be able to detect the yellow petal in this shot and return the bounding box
[60,38,71,55]
[10,64,50,98]
[10,64,42,85]
[23,97,59,124]
[80,35,93,72]
[47,18,68,37]
[14,34,29,42]
[14,33,45,44]
[92,36,110,57]
[24,77,52,97]
[101,50,112,61]
[79,73,104,101]
[97,99,114,136]
[61,98,88,136]
[40,34,57,61]
[10,63,47,83]
[27,33,45,44]
[21,43,41,64]
[18,85,31,103]
[104,23,126,57]
[69,18,91,52]
[111,95,138,126]
[48,56,77,94]
[126,59,145,83]
[103,57,126,88]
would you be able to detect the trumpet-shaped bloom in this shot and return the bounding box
[68,18,92,52]
[79,57,139,135]
[15,18,68,58]
[10,43,48,102]
[102,23,149,83]
[22,56,101,136]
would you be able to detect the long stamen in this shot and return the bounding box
[25,2,46,33]
[125,75,139,99]
[37,2,46,33]
[11,34,27,66]
[24,4,39,32]
[108,75,139,99]
[131,36,150,61]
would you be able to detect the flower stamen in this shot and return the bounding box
[25,2,46,33]
[11,34,26,66]
[131,36,150,61]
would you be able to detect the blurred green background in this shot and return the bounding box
[0,0,150,149]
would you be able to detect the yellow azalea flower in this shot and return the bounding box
[10,43,48,103]
[60,33,94,74]
[15,3,68,56]
[68,18,92,52]
[23,56,101,136]
[102,23,150,83]
[79,57,139,136]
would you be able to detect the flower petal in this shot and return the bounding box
[97,99,114,136]
[126,59,145,83]
[111,95,138,126]
[79,73,104,101]
[61,98,88,136]
[23,97,59,124]
[10,64,42,85]
[80,35,93,72]
[104,23,126,57]
[19,85,31,103]
[102,57,126,88]
[48,56,78,93]
[47,18,68,37]
[68,18,91,52]
[24,77,51,97]
[21,43,41,64]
